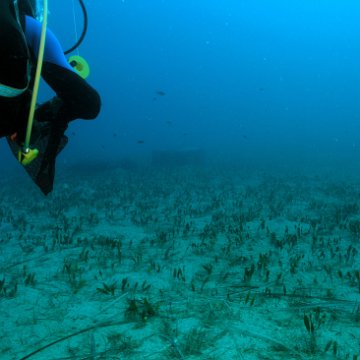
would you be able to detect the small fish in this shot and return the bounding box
[156,90,166,96]
[113,133,117,137]
[166,121,173,125]
[137,140,145,144]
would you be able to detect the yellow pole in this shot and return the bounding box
[22,0,48,156]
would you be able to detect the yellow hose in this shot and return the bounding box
[22,0,48,155]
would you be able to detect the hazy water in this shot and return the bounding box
[3,0,360,177]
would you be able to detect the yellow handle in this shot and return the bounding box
[22,0,48,155]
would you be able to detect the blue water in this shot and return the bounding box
[2,3,360,358]
[3,0,360,174]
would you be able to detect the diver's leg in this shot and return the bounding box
[34,97,67,195]
[35,118,68,194]
[38,62,100,121]
[34,62,100,194]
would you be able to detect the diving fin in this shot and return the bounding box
[7,120,68,195]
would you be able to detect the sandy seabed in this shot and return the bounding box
[1,162,360,360]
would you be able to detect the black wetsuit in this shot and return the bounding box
[0,0,101,194]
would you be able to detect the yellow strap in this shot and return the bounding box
[22,0,48,154]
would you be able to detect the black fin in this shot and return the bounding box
[7,121,68,195]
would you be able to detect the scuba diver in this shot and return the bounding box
[0,0,101,195]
